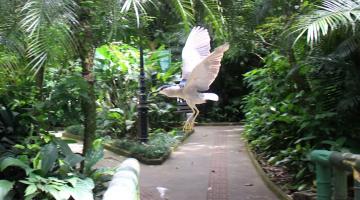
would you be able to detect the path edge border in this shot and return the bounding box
[197,122,244,126]
[243,138,293,200]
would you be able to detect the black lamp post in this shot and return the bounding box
[138,45,148,142]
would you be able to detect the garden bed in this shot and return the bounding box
[63,128,194,165]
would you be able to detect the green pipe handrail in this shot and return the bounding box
[310,150,360,200]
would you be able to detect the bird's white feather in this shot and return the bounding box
[201,93,219,101]
[181,27,211,79]
[184,43,229,93]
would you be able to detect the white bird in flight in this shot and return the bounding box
[158,26,229,131]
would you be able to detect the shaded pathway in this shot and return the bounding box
[140,126,278,200]
[60,126,278,199]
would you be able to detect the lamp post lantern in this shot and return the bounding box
[138,45,148,142]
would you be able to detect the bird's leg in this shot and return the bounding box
[183,105,195,132]
[187,106,199,130]
[190,106,200,129]
[183,116,191,132]
[183,111,194,132]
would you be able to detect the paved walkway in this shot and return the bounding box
[63,126,277,200]
[139,126,277,200]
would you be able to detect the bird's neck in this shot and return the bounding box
[168,88,184,98]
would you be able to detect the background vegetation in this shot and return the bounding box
[240,0,360,193]
[1,0,360,199]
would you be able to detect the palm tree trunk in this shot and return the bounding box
[76,3,97,162]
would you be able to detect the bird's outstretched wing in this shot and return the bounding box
[181,27,211,80]
[184,43,229,93]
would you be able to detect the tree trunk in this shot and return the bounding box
[76,2,97,162]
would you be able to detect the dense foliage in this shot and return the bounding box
[241,0,360,193]
[243,52,360,190]
[1,0,360,198]
[0,0,226,199]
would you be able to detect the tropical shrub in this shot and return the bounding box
[94,43,182,138]
[243,52,360,191]
[0,135,110,200]
[44,69,87,127]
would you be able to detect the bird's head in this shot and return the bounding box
[158,85,181,98]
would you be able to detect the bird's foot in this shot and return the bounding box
[183,121,194,132]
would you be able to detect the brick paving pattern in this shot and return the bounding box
[207,130,229,200]
[64,126,278,200]
[140,187,157,200]
[139,126,278,200]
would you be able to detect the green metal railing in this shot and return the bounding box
[310,150,360,200]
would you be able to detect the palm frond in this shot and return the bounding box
[0,1,26,69]
[0,34,25,56]
[198,0,225,39]
[170,0,195,32]
[20,0,78,72]
[220,0,239,23]
[292,0,360,46]
[20,0,78,36]
[0,0,19,31]
[307,62,345,111]
[119,0,153,27]
[26,36,48,72]
[338,64,360,111]
[0,35,24,73]
[330,34,360,58]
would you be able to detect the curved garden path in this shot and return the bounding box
[139,126,277,200]
[63,126,278,200]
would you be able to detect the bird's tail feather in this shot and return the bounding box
[202,93,219,101]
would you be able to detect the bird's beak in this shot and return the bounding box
[152,85,173,95]
[148,90,161,97]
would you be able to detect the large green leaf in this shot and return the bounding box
[64,154,84,167]
[40,143,58,175]
[54,138,84,168]
[0,157,32,175]
[45,184,71,200]
[54,138,73,155]
[24,184,37,196]
[0,180,14,199]
[68,177,94,200]
[84,139,104,174]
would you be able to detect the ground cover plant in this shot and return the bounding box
[111,129,186,160]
